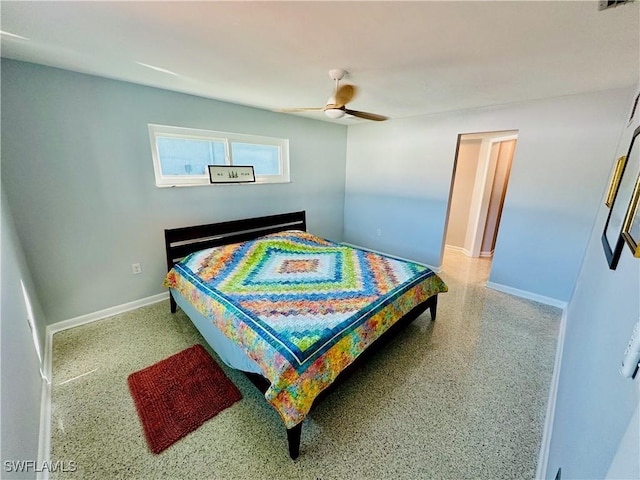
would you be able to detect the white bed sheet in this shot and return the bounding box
[171,288,262,375]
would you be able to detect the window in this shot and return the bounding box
[148,124,290,187]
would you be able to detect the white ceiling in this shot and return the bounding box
[1,1,639,123]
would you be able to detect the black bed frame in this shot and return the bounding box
[164,211,438,459]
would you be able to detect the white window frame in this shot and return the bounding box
[148,124,290,187]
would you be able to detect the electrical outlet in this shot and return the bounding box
[376,228,382,237]
[131,263,142,275]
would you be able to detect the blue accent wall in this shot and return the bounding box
[546,86,640,479]
[1,187,47,477]
[1,59,348,324]
[344,88,632,302]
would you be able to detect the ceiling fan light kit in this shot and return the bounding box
[276,68,388,122]
[325,108,346,119]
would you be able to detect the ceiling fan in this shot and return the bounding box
[276,69,388,121]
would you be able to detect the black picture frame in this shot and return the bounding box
[602,125,640,269]
[208,165,256,184]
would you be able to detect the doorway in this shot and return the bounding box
[443,130,518,281]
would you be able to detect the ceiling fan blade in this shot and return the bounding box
[274,107,326,113]
[344,109,388,121]
[334,84,357,107]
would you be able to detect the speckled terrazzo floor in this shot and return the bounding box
[49,249,561,479]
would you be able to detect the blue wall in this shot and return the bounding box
[546,86,640,479]
[1,59,348,324]
[344,88,632,302]
[1,187,47,478]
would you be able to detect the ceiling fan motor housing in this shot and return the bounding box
[329,68,346,81]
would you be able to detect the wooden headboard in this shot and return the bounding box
[164,210,307,273]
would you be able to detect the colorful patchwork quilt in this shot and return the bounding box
[164,230,447,428]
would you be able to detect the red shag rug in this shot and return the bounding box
[127,344,242,454]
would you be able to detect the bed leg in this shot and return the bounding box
[286,423,302,460]
[170,293,177,314]
[429,295,438,321]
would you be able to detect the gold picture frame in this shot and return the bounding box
[622,171,640,258]
[605,155,628,208]
[602,125,640,269]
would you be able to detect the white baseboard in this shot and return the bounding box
[484,280,567,479]
[37,291,170,479]
[36,378,52,480]
[535,307,568,479]
[445,244,494,258]
[47,292,170,337]
[486,281,567,309]
[444,245,493,258]
[43,291,169,380]
[444,244,473,257]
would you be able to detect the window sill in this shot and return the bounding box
[156,180,291,188]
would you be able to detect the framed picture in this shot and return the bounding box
[622,168,640,258]
[605,156,628,208]
[628,92,639,125]
[602,125,640,269]
[208,165,256,184]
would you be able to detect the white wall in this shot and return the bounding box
[445,139,480,250]
[1,187,47,478]
[344,87,633,302]
[1,59,348,324]
[546,86,640,479]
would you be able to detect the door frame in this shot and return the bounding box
[465,133,518,257]
[442,130,518,264]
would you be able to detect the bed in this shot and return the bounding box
[163,211,447,458]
